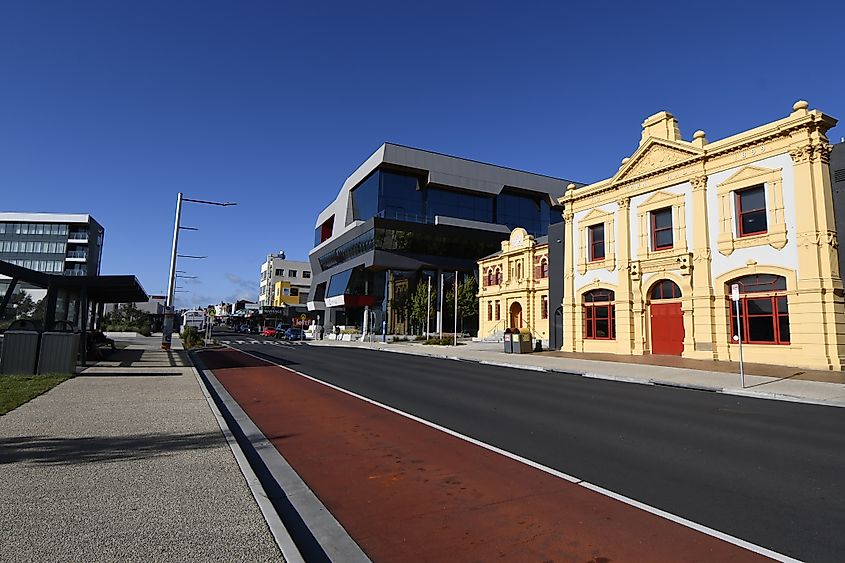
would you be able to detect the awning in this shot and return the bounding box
[0,260,148,303]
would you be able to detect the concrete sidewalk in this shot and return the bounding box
[309,339,845,407]
[0,335,282,562]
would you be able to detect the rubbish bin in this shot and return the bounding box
[503,328,513,353]
[512,328,533,354]
[0,320,41,375]
[37,321,80,375]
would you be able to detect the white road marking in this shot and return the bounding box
[224,345,800,563]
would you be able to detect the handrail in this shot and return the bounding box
[484,319,505,339]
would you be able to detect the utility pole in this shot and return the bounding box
[161,192,236,350]
[439,271,444,339]
[453,271,458,346]
[161,193,183,351]
[426,276,431,339]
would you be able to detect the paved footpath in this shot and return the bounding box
[201,346,779,562]
[0,337,281,562]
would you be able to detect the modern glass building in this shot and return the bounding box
[308,143,580,334]
[0,213,104,285]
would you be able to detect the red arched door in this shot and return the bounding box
[649,279,684,356]
[509,302,523,329]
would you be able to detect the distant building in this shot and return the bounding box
[307,142,580,334]
[477,228,550,344]
[0,212,104,278]
[258,251,311,307]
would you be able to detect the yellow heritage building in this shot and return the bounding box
[555,101,844,370]
[477,228,550,343]
[478,102,844,369]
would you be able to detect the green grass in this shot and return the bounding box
[0,374,71,415]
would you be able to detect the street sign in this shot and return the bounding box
[731,283,745,388]
[731,283,740,302]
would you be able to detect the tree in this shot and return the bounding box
[445,275,479,334]
[409,279,436,335]
[102,303,153,336]
[457,275,478,319]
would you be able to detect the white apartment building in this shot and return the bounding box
[258,251,312,307]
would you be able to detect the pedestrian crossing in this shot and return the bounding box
[219,339,305,346]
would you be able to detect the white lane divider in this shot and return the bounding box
[225,345,800,563]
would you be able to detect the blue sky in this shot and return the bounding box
[1,1,843,307]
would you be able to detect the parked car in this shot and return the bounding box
[282,327,305,341]
[261,327,276,337]
[274,323,291,338]
[237,324,250,333]
[248,325,260,334]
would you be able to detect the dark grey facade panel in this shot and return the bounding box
[547,221,565,350]
[381,143,576,197]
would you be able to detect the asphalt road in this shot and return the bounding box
[216,329,845,562]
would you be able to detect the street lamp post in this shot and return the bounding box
[161,192,236,350]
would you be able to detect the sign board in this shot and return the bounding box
[300,314,307,320]
[260,306,285,315]
[731,283,740,302]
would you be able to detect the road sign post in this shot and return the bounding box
[731,283,745,389]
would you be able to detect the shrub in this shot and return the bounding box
[180,326,204,349]
[422,337,459,346]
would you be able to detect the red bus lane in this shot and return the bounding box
[200,348,770,562]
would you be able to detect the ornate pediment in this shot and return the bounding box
[580,207,613,224]
[720,165,780,186]
[613,139,703,183]
[640,189,682,208]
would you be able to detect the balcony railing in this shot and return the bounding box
[66,250,88,259]
[67,232,89,241]
[64,269,86,276]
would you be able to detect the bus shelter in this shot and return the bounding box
[0,260,148,366]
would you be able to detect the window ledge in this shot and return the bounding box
[717,225,787,255]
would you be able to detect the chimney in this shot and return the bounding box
[640,111,682,145]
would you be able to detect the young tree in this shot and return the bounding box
[409,279,436,335]
[458,275,479,319]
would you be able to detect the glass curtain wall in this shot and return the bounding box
[348,170,559,236]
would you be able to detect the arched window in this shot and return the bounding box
[495,268,502,285]
[516,262,522,279]
[486,268,494,287]
[650,279,681,300]
[727,274,789,344]
[541,258,548,278]
[583,289,615,340]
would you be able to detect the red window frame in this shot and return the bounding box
[541,295,548,319]
[494,301,500,321]
[588,224,605,261]
[487,301,492,321]
[727,275,789,345]
[583,289,615,340]
[736,185,768,237]
[650,279,681,300]
[650,207,673,251]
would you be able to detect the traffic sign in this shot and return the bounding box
[731,283,740,302]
